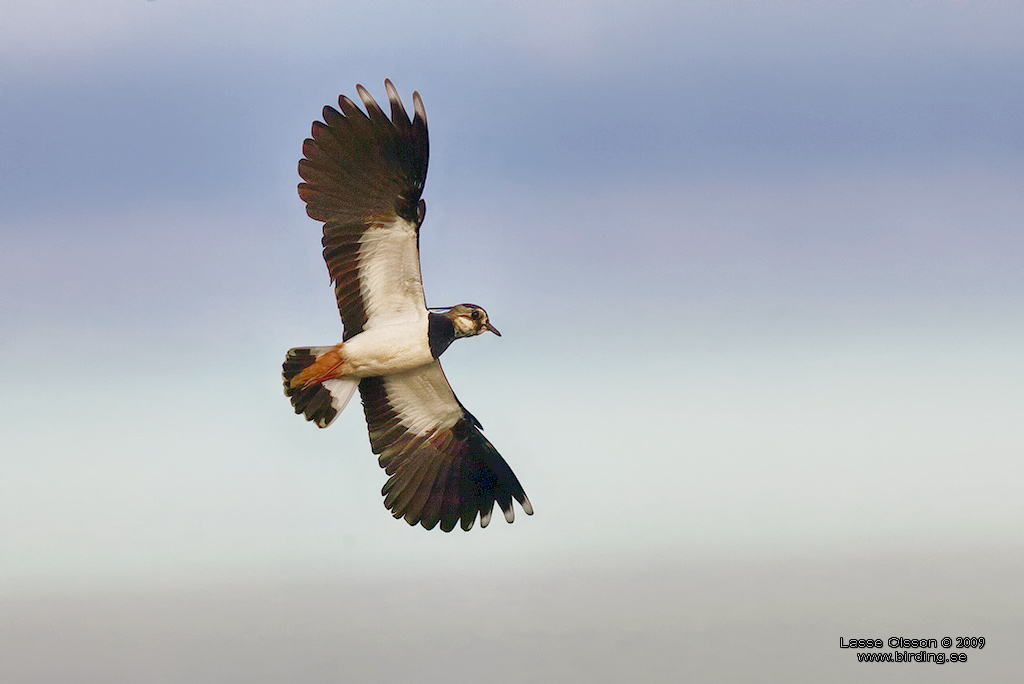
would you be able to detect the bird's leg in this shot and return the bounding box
[289,344,348,388]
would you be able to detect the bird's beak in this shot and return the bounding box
[485,321,502,336]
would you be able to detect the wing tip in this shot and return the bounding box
[519,495,534,517]
[356,83,386,119]
[412,91,426,125]
[396,497,533,532]
[383,487,534,532]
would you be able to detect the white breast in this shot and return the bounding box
[340,317,433,378]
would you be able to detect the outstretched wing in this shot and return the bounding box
[298,80,430,339]
[359,363,533,532]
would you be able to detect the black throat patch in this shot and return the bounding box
[428,313,457,358]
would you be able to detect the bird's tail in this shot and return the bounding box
[282,347,358,428]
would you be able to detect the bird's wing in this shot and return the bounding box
[359,362,533,531]
[298,80,429,339]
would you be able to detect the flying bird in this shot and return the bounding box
[282,80,533,532]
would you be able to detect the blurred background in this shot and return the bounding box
[1,1,1022,681]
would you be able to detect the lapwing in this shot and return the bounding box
[282,80,533,532]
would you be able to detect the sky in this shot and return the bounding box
[1,1,1023,681]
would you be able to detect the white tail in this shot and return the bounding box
[283,347,359,428]
[321,377,359,415]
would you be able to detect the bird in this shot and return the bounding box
[282,80,533,532]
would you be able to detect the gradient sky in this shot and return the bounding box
[2,1,1023,681]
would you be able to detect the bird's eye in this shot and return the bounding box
[470,310,481,321]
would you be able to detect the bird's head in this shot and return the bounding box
[443,303,501,338]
